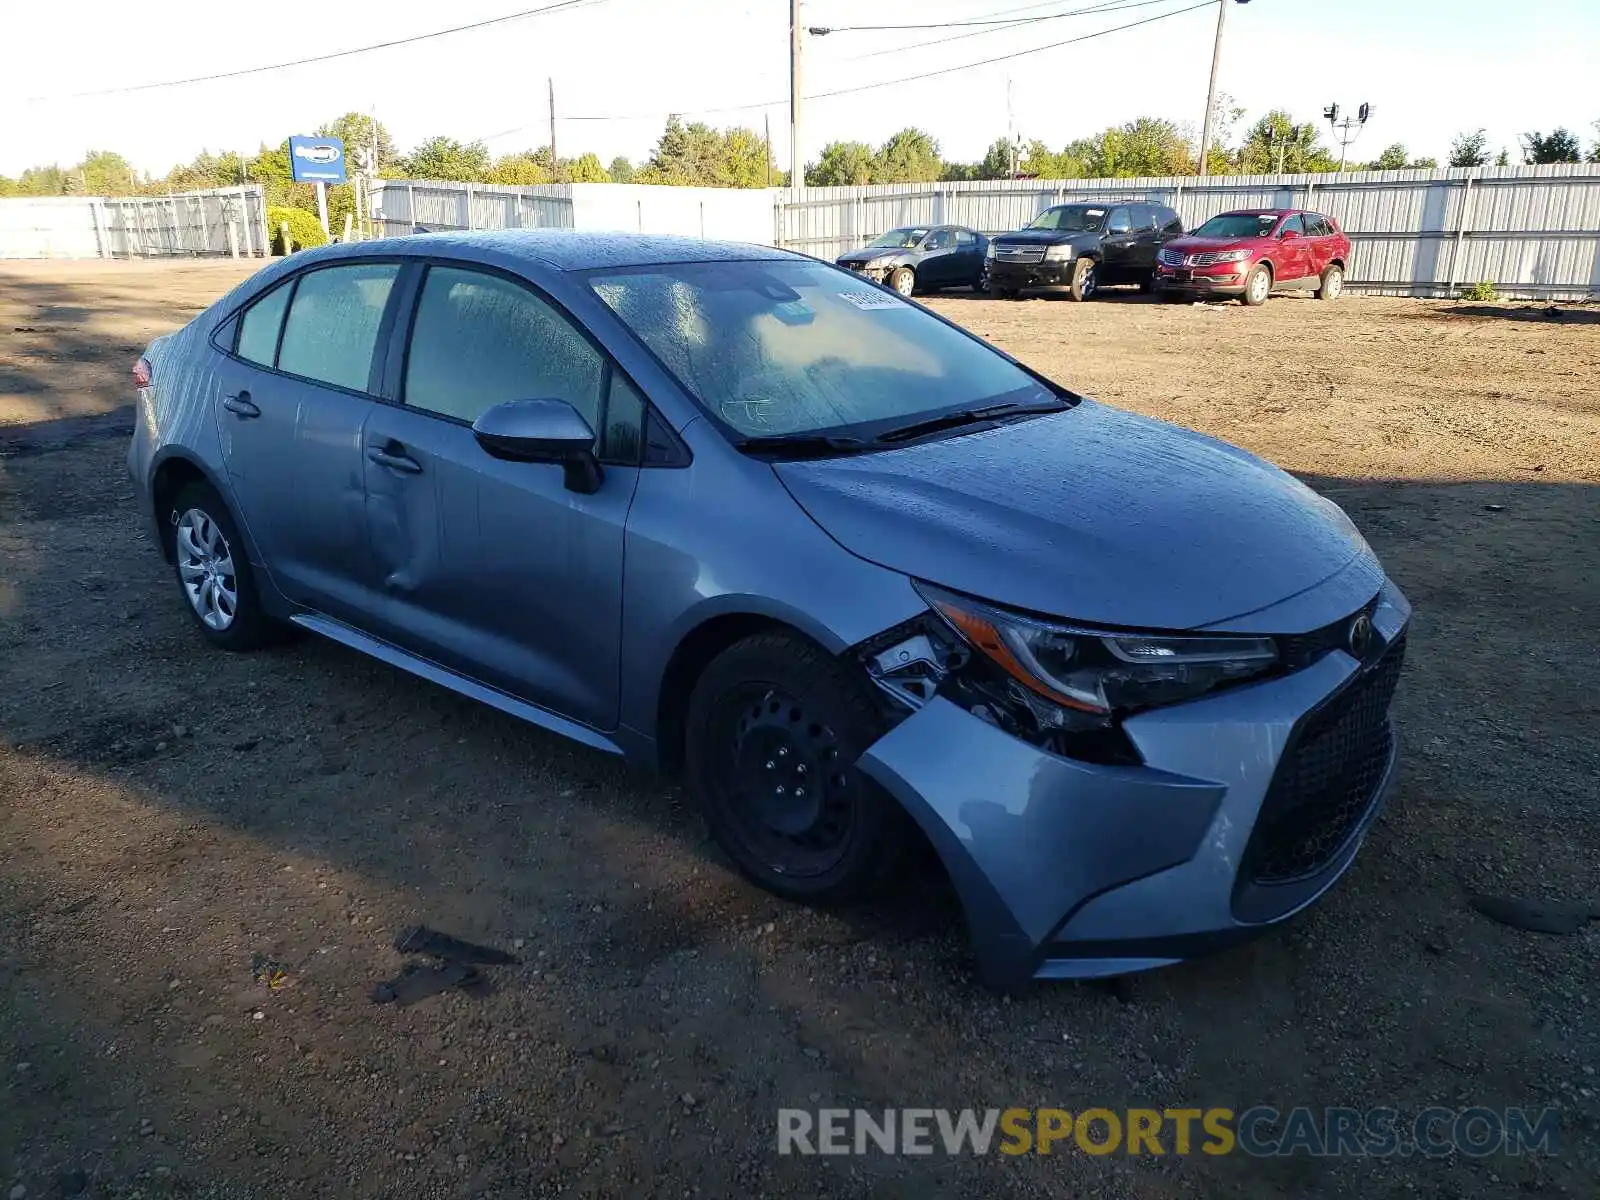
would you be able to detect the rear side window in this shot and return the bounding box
[1304,214,1333,236]
[277,263,399,392]
[955,230,976,246]
[404,266,605,431]
[235,282,291,367]
[1160,208,1184,235]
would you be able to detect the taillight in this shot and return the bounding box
[132,357,152,388]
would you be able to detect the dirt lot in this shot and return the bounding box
[1,259,1597,1199]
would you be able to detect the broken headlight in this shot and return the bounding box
[915,581,1278,728]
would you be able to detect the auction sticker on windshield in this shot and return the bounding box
[838,290,902,310]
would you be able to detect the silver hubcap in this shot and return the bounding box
[176,508,238,631]
[1080,263,1096,296]
[894,271,914,295]
[1326,270,1343,298]
[1250,271,1269,302]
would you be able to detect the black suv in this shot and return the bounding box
[986,202,1184,301]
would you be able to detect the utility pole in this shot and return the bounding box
[764,112,773,188]
[1198,0,1248,177]
[548,78,558,175]
[790,0,803,195]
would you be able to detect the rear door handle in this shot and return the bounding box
[366,445,423,474]
[222,391,260,418]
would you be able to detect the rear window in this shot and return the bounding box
[277,263,399,392]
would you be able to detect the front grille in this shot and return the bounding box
[1276,596,1379,671]
[1157,247,1184,266]
[1190,251,1237,266]
[993,246,1045,264]
[1240,634,1406,885]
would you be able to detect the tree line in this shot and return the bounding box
[4,110,1597,223]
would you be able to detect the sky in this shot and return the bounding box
[4,0,1598,179]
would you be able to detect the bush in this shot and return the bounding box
[1463,280,1499,302]
[268,205,328,255]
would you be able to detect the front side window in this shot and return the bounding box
[404,266,606,433]
[955,230,976,246]
[925,230,953,250]
[867,227,929,249]
[1279,215,1306,236]
[277,263,399,392]
[235,281,291,367]
[1026,205,1107,233]
[590,259,1055,440]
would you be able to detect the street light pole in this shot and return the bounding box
[790,0,803,196]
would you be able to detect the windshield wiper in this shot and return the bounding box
[872,398,1068,445]
[735,432,877,459]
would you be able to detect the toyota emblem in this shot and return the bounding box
[1347,612,1374,658]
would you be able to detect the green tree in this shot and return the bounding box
[977,136,1018,180]
[1521,129,1581,164]
[317,112,399,173]
[1018,140,1084,180]
[608,156,635,183]
[1237,111,1337,174]
[486,153,554,185]
[74,150,139,195]
[940,162,979,182]
[1495,148,1511,167]
[807,140,875,185]
[874,128,943,183]
[402,136,491,181]
[1449,129,1491,168]
[568,152,611,183]
[1083,118,1194,177]
[1370,144,1409,170]
[640,117,773,187]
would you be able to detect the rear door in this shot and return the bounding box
[214,260,401,620]
[1130,205,1163,276]
[359,261,643,730]
[951,228,984,287]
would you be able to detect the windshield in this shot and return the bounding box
[865,227,929,249]
[589,260,1055,440]
[1026,205,1106,232]
[1193,213,1280,238]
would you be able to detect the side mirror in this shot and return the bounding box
[1109,222,1131,235]
[472,399,603,494]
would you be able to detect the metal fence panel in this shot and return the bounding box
[369,181,574,236]
[1,187,267,259]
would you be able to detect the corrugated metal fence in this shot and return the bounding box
[0,187,269,259]
[779,165,1600,299]
[369,180,575,235]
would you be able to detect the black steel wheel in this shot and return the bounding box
[685,633,905,902]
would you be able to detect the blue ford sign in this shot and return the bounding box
[288,135,347,183]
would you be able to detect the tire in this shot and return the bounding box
[989,284,1019,300]
[1316,263,1345,301]
[1137,272,1158,295]
[888,266,916,297]
[1161,290,1189,304]
[685,632,906,904]
[1067,256,1098,302]
[167,481,275,651]
[1242,263,1272,306]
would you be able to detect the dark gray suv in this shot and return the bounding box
[987,202,1185,300]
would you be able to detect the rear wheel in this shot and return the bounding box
[1138,272,1158,295]
[1242,264,1272,306]
[1315,263,1345,300]
[685,633,905,903]
[1067,256,1098,302]
[168,481,275,651]
[888,266,916,297]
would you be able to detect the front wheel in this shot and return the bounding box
[1067,256,1098,302]
[1316,264,1345,300]
[1242,264,1272,306]
[888,266,916,297]
[685,633,906,904]
[989,284,1019,300]
[1137,272,1158,295]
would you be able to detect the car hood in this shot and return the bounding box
[773,401,1378,632]
[991,230,1099,249]
[838,248,908,265]
[1164,235,1263,255]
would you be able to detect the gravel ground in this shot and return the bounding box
[1,260,1596,1198]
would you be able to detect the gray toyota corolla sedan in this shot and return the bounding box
[128,230,1409,989]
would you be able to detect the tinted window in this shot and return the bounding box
[591,260,1054,440]
[925,230,953,250]
[1107,207,1132,233]
[277,263,398,391]
[955,230,976,246]
[236,282,291,367]
[1304,214,1332,236]
[1160,209,1184,236]
[1279,215,1306,236]
[405,266,605,432]
[604,372,646,464]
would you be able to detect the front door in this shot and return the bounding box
[1274,214,1313,282]
[361,262,642,730]
[214,261,400,620]
[918,229,956,286]
[1100,207,1137,281]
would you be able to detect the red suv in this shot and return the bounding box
[1153,209,1349,306]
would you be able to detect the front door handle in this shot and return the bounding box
[366,445,423,474]
[222,391,260,418]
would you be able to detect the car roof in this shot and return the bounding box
[307,229,801,272]
[1214,208,1316,218]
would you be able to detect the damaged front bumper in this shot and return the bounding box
[858,582,1411,990]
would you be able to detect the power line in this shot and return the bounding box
[810,0,1152,34]
[842,0,1180,63]
[548,0,1211,126]
[26,0,613,101]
